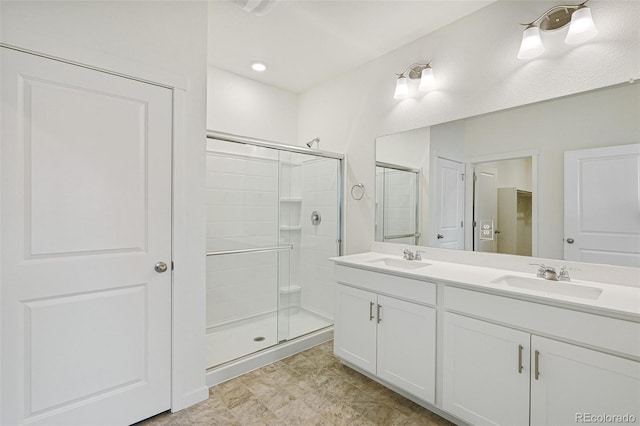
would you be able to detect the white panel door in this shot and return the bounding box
[334,284,377,375]
[1,48,172,425]
[443,313,530,426]
[376,295,435,403]
[530,336,640,426]
[474,166,498,253]
[564,144,640,267]
[433,157,465,249]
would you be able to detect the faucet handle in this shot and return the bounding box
[530,263,546,277]
[415,250,426,261]
[402,249,414,260]
[558,266,571,281]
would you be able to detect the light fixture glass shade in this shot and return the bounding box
[565,7,598,45]
[517,26,545,60]
[394,76,409,99]
[418,66,434,92]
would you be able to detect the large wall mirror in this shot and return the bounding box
[375,82,640,267]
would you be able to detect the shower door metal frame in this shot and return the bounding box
[376,161,421,245]
[206,130,345,257]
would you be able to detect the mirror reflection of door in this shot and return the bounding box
[472,157,533,255]
[473,165,498,253]
[433,157,464,249]
[564,143,640,267]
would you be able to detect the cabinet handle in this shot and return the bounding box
[369,301,374,321]
[534,350,540,380]
[518,345,524,374]
[377,304,382,323]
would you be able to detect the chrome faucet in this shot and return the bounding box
[403,249,415,260]
[531,264,558,281]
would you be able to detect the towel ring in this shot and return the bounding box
[351,183,365,200]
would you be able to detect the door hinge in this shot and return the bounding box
[171,261,174,271]
[473,173,478,182]
[461,221,464,228]
[473,221,477,228]
[461,173,465,181]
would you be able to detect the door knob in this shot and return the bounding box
[437,234,444,239]
[566,238,575,244]
[154,262,168,273]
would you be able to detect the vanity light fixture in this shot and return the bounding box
[517,0,598,60]
[393,62,434,99]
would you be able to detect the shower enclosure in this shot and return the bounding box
[375,162,420,245]
[205,132,343,370]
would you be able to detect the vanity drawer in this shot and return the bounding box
[444,286,640,358]
[335,264,436,305]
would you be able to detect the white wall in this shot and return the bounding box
[1,0,208,411]
[297,0,640,255]
[207,66,298,144]
[481,158,532,193]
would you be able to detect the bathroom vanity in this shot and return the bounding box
[332,246,640,426]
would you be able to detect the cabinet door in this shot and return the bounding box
[443,313,530,426]
[334,284,377,374]
[377,295,436,403]
[531,336,640,426]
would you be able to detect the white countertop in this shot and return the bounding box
[332,252,640,320]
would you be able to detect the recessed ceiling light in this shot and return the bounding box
[251,61,267,72]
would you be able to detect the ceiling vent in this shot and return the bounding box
[233,0,278,16]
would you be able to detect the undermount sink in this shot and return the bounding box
[491,275,603,300]
[368,257,431,270]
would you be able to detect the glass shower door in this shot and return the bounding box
[376,165,420,245]
[205,136,342,369]
[278,152,340,342]
[205,139,287,367]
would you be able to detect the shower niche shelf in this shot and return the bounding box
[279,197,302,229]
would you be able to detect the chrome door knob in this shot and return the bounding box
[154,262,168,273]
[566,238,575,244]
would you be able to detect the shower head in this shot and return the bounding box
[306,137,320,148]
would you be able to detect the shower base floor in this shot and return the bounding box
[206,308,332,368]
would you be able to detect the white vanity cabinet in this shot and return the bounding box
[334,265,437,403]
[530,336,640,426]
[333,257,640,426]
[442,312,530,426]
[443,288,640,426]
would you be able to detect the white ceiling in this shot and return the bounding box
[208,0,494,93]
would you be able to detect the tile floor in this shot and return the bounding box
[140,340,455,425]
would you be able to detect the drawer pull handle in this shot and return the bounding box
[369,301,374,321]
[534,350,541,380]
[518,345,524,374]
[377,304,382,323]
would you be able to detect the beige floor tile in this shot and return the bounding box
[140,340,454,426]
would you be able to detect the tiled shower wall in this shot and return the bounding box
[301,158,338,320]
[206,148,280,328]
[206,145,339,329]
